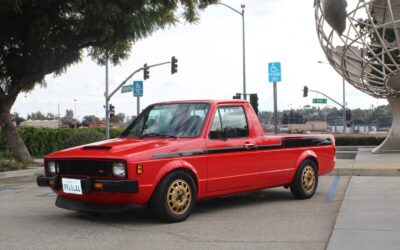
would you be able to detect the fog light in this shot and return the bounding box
[48,161,56,175]
[112,162,126,177]
[136,164,144,175]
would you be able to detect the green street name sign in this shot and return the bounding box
[121,85,133,93]
[312,98,327,104]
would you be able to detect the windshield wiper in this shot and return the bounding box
[139,133,177,139]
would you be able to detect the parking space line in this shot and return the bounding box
[325,176,340,203]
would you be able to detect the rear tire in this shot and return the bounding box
[290,159,318,199]
[150,170,196,223]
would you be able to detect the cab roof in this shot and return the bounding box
[153,100,248,105]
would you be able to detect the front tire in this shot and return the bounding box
[150,170,196,223]
[290,159,318,199]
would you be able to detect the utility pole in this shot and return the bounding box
[74,99,77,129]
[58,104,60,128]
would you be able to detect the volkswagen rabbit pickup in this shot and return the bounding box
[37,100,335,222]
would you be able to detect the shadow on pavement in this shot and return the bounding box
[59,188,294,224]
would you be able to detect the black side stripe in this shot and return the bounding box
[282,137,333,148]
[208,146,247,154]
[152,149,207,159]
[257,144,282,150]
[151,137,333,159]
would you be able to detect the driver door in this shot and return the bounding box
[206,105,257,193]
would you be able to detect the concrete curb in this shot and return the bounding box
[328,168,400,176]
[0,167,43,179]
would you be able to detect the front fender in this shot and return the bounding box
[295,150,318,172]
[152,159,199,190]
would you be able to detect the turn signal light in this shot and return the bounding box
[136,164,144,175]
[94,183,103,189]
[48,180,54,185]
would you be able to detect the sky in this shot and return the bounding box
[12,0,388,120]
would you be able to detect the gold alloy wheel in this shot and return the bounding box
[167,179,192,215]
[301,165,316,192]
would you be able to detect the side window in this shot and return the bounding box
[209,106,249,139]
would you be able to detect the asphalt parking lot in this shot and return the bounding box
[0,175,350,250]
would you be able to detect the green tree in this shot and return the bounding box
[27,111,46,120]
[82,115,100,126]
[110,113,125,123]
[0,0,217,162]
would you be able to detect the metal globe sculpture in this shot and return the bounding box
[315,0,400,153]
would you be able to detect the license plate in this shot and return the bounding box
[62,178,82,195]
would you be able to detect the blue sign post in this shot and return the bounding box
[268,62,282,82]
[133,80,143,116]
[268,62,281,134]
[133,80,143,97]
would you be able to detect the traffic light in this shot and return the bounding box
[109,104,115,118]
[171,56,178,74]
[232,93,241,99]
[143,64,150,80]
[250,94,259,115]
[303,86,308,97]
[346,109,352,127]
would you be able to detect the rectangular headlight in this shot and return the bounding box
[47,161,56,175]
[112,162,126,177]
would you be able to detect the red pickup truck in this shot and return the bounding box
[37,100,335,222]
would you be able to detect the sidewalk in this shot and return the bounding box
[328,148,400,250]
[327,176,400,250]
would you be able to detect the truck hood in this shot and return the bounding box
[46,137,182,160]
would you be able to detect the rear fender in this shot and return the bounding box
[295,150,319,172]
[153,160,199,192]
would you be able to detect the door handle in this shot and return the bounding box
[243,143,255,150]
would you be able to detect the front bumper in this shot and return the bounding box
[55,196,137,213]
[36,175,139,193]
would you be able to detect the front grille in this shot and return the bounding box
[55,160,115,178]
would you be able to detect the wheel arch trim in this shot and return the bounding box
[295,150,319,172]
[152,160,199,194]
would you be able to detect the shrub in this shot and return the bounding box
[63,129,106,149]
[0,159,27,172]
[0,127,124,157]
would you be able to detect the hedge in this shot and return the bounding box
[0,127,124,157]
[334,135,385,146]
[0,127,386,157]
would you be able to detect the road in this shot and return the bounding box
[0,175,350,250]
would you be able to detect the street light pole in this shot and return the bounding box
[105,58,110,139]
[218,2,247,100]
[241,4,246,100]
[317,60,347,133]
[342,77,346,133]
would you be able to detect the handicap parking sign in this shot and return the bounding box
[268,62,282,82]
[133,81,143,97]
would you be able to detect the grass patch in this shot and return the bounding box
[0,159,28,172]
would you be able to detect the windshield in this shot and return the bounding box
[120,103,210,138]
